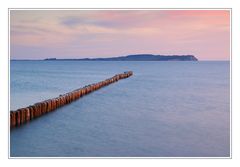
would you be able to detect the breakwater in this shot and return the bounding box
[10,71,133,129]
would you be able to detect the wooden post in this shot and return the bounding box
[10,71,133,129]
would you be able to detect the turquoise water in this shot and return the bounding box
[10,61,230,157]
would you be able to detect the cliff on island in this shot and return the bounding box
[44,54,198,61]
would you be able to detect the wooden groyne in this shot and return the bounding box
[10,71,133,129]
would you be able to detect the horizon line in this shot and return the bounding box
[10,59,230,61]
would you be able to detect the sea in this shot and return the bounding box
[10,60,230,157]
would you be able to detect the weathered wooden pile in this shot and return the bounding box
[10,71,133,128]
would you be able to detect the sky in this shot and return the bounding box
[10,10,230,60]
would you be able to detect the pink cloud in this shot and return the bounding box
[10,10,230,60]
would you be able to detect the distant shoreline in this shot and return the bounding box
[10,60,230,62]
[44,54,199,61]
[12,54,200,61]
[9,54,230,61]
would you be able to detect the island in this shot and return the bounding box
[44,54,198,61]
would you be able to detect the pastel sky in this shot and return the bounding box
[10,10,230,60]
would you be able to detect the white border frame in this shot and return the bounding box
[8,8,232,159]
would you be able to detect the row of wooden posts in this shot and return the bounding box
[10,71,133,129]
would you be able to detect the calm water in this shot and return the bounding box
[10,61,230,157]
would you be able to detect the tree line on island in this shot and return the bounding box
[44,54,198,61]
